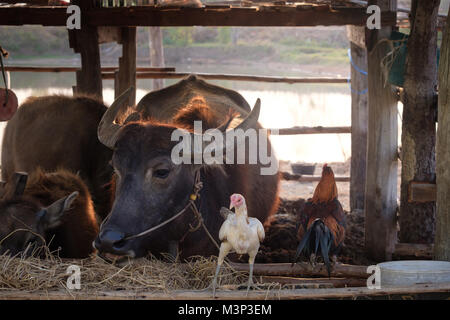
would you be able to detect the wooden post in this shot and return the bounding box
[399,0,439,244]
[364,0,398,261]
[68,0,102,99]
[347,26,368,212]
[115,27,136,106]
[435,6,450,262]
[149,27,165,91]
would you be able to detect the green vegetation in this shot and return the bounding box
[0,24,351,69]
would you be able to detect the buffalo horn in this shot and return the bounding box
[97,87,135,149]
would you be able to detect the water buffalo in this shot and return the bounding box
[0,169,98,258]
[94,75,280,260]
[1,95,113,220]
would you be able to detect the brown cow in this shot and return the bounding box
[94,75,280,260]
[0,169,98,258]
[1,95,113,220]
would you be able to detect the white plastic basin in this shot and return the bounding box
[378,260,450,286]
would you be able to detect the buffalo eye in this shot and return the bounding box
[153,169,170,179]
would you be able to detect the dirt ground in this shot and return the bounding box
[252,159,382,266]
[254,198,374,266]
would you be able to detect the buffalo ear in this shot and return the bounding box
[3,172,28,200]
[12,172,28,197]
[41,191,79,229]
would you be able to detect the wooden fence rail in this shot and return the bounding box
[269,126,351,135]
[6,67,349,84]
[101,71,350,84]
[4,66,176,73]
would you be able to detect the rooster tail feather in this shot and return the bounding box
[314,223,321,255]
[292,227,313,265]
[319,228,332,277]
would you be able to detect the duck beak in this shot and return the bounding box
[229,202,234,210]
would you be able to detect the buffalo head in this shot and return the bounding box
[0,173,78,256]
[94,87,262,259]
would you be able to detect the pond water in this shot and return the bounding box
[0,63,403,165]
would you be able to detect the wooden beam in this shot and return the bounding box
[149,27,165,90]
[280,172,350,182]
[97,26,122,44]
[87,6,397,27]
[435,5,450,261]
[347,25,366,49]
[348,28,368,212]
[394,243,433,258]
[102,72,349,84]
[268,126,351,135]
[4,66,175,72]
[69,0,102,99]
[0,6,68,26]
[260,276,367,288]
[364,0,398,262]
[114,27,136,105]
[229,262,368,278]
[399,0,439,245]
[408,182,437,203]
[0,6,397,27]
[0,283,449,300]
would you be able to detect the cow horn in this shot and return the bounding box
[191,98,261,158]
[98,87,134,149]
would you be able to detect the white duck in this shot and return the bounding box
[211,193,265,296]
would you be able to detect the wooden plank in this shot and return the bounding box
[0,0,50,4]
[435,5,450,261]
[260,276,367,288]
[229,262,368,278]
[408,182,437,203]
[115,27,136,105]
[364,0,398,262]
[348,36,368,212]
[102,71,349,84]
[68,0,102,99]
[346,25,366,49]
[399,0,439,245]
[268,126,351,135]
[0,6,397,27]
[4,66,176,72]
[0,6,68,26]
[87,7,397,27]
[0,283,449,300]
[97,26,122,44]
[149,27,165,90]
[394,243,433,258]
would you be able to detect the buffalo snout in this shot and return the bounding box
[94,229,133,257]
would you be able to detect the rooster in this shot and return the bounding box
[211,193,265,297]
[292,164,346,276]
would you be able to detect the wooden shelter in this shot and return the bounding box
[0,0,449,295]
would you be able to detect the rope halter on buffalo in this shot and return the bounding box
[100,170,221,257]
